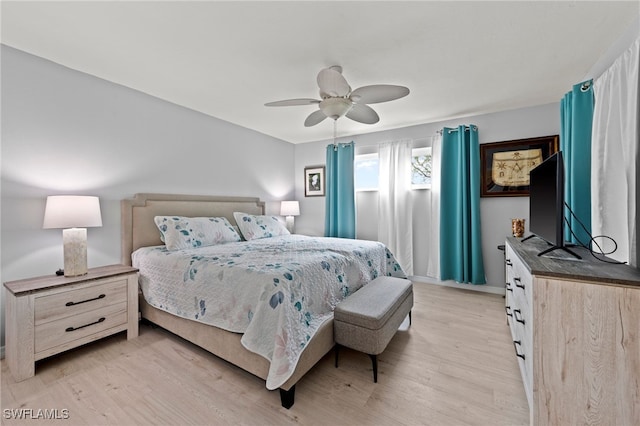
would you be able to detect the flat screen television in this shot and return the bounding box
[525,151,581,259]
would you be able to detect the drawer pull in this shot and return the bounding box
[505,259,513,267]
[65,317,105,332]
[505,306,513,317]
[65,294,106,307]
[514,278,525,290]
[505,283,513,292]
[513,309,525,325]
[513,340,526,359]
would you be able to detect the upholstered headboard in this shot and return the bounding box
[121,193,265,266]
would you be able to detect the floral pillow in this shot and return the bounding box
[154,216,241,250]
[233,212,290,241]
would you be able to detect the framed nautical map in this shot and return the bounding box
[480,135,559,197]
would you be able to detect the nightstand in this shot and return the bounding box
[4,264,139,382]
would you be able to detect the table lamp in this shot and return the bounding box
[43,195,103,276]
[280,201,300,233]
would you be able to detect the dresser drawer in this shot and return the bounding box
[34,302,128,354]
[507,250,531,309]
[34,278,128,325]
[506,241,534,409]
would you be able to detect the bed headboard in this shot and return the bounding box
[121,193,265,266]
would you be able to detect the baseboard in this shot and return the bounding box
[409,275,505,295]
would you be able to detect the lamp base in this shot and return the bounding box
[285,216,295,234]
[63,228,88,277]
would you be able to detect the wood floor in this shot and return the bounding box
[1,283,529,425]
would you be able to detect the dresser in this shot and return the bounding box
[504,237,640,425]
[4,265,139,382]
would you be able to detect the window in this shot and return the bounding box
[354,147,432,191]
[411,147,432,189]
[355,153,379,191]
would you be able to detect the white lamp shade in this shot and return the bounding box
[43,195,103,229]
[280,201,300,217]
[319,98,353,120]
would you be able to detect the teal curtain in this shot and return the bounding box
[560,80,593,244]
[439,125,486,284]
[325,142,356,238]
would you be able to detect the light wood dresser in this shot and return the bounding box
[504,237,640,425]
[4,264,138,382]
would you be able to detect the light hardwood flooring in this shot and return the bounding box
[1,283,528,425]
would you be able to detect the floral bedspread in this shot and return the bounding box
[132,234,405,389]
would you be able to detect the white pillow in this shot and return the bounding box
[233,212,290,240]
[154,216,241,250]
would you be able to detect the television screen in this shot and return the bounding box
[527,151,581,258]
[529,151,563,246]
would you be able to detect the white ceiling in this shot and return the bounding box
[2,1,638,144]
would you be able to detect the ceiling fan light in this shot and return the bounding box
[320,98,352,120]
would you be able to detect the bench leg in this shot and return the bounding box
[369,354,378,383]
[279,385,295,409]
[409,310,412,326]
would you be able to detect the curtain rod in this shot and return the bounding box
[328,141,354,151]
[436,125,478,135]
[413,137,432,143]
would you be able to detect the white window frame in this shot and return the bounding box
[355,153,380,192]
[411,146,432,190]
[354,147,433,191]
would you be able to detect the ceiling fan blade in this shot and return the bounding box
[304,110,328,127]
[265,98,320,107]
[350,85,410,104]
[317,67,350,97]
[346,103,379,125]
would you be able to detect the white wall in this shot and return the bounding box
[0,46,295,347]
[294,103,560,290]
[585,15,639,81]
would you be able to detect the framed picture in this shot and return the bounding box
[480,135,559,197]
[304,166,325,197]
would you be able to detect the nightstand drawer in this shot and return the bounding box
[35,278,128,325]
[35,302,128,354]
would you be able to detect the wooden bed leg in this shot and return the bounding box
[279,386,295,409]
[140,318,154,328]
[369,354,378,383]
[334,344,339,367]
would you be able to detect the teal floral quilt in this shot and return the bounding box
[133,234,405,389]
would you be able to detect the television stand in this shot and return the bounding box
[537,244,582,260]
[522,234,582,259]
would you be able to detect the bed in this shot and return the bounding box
[121,193,405,408]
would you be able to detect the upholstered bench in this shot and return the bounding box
[334,276,413,382]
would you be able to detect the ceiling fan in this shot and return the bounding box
[265,66,410,127]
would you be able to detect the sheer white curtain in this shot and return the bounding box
[591,38,639,266]
[378,139,413,275]
[425,133,442,278]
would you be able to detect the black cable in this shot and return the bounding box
[563,216,623,264]
[563,202,626,264]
